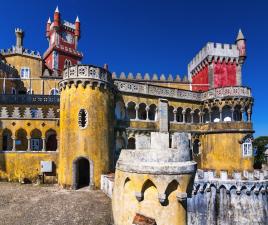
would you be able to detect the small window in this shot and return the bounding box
[20,67,30,79]
[242,138,252,157]
[78,109,88,129]
[50,88,59,95]
[64,59,72,69]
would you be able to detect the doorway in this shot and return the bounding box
[73,157,90,189]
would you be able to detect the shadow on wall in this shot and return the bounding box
[0,121,7,178]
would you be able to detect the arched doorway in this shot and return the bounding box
[73,157,90,189]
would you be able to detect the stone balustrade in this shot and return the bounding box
[114,80,252,102]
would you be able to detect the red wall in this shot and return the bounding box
[192,66,209,91]
[214,61,236,88]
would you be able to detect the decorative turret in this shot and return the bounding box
[74,16,80,49]
[43,8,83,76]
[46,17,51,39]
[53,6,60,29]
[236,29,246,63]
[15,28,24,53]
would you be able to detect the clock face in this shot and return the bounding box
[62,32,73,44]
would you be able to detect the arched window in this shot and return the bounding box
[222,105,232,122]
[2,129,12,151]
[115,101,126,120]
[193,109,200,123]
[127,137,136,149]
[16,128,28,151]
[126,102,136,120]
[46,129,57,151]
[78,109,88,128]
[30,129,42,151]
[203,108,210,123]
[138,103,147,120]
[168,106,174,122]
[211,107,220,122]
[177,107,183,122]
[185,108,192,123]
[234,105,242,121]
[64,59,72,69]
[50,88,59,95]
[242,138,252,157]
[148,104,156,121]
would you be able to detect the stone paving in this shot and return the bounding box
[0,182,112,225]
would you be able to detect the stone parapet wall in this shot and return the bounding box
[193,169,268,195]
[114,80,251,102]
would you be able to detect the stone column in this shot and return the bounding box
[199,112,203,123]
[173,109,177,122]
[42,137,46,151]
[182,110,186,123]
[27,136,31,151]
[231,107,234,121]
[219,109,223,122]
[247,109,251,122]
[135,105,139,120]
[12,137,16,151]
[146,106,149,121]
[190,111,194,123]
[241,108,245,122]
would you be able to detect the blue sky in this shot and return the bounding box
[0,0,267,136]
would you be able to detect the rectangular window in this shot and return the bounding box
[20,67,30,79]
[242,141,252,157]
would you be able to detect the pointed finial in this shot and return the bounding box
[55,6,59,13]
[75,16,80,23]
[47,17,51,24]
[236,29,245,41]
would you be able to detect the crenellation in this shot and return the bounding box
[188,42,240,77]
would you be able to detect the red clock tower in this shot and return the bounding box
[43,7,83,76]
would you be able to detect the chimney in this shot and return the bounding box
[15,28,24,52]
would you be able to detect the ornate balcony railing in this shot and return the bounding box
[114,80,252,102]
[0,94,59,105]
[62,65,112,83]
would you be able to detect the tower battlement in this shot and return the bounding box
[188,42,239,76]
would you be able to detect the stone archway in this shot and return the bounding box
[73,157,93,189]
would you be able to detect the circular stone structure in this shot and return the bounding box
[112,132,197,225]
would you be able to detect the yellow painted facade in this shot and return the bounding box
[58,83,114,188]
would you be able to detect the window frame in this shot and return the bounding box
[242,138,253,157]
[20,67,31,79]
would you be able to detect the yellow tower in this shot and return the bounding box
[58,65,114,189]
